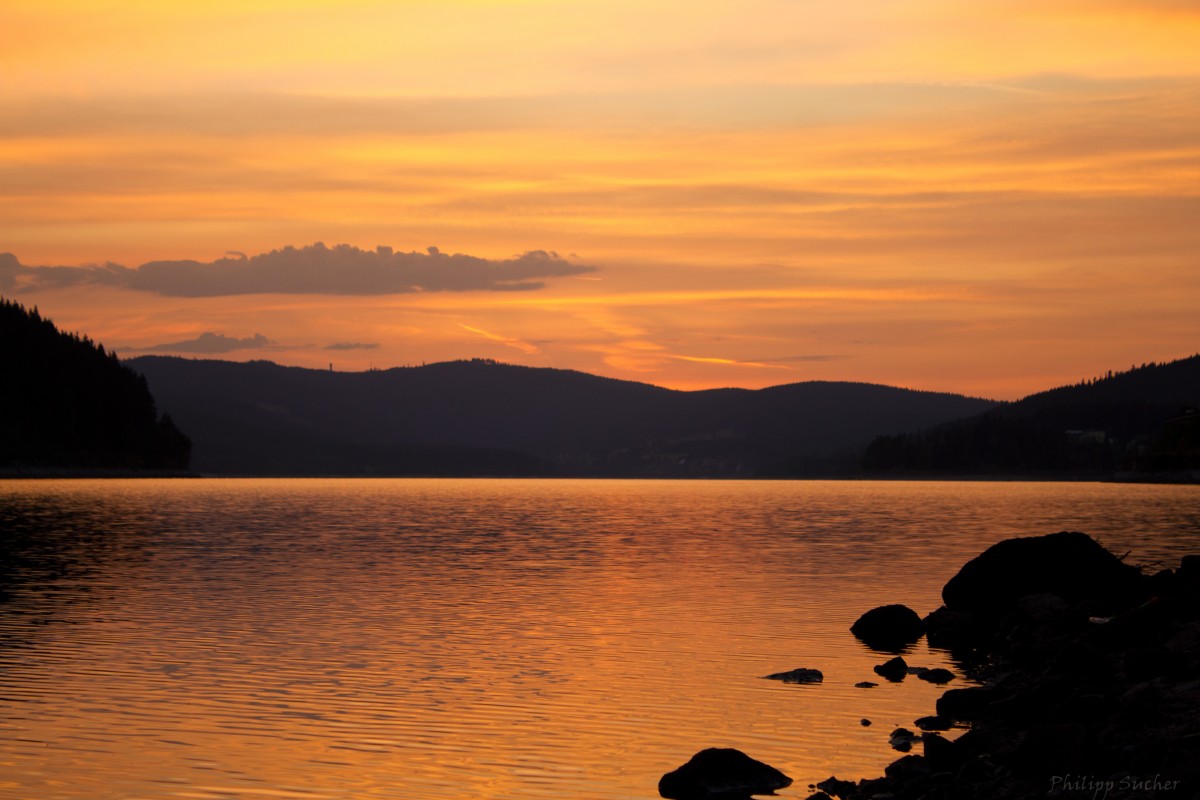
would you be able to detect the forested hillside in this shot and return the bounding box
[862,356,1200,477]
[0,299,191,471]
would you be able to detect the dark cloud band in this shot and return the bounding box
[325,341,381,351]
[1,243,596,297]
[125,332,273,354]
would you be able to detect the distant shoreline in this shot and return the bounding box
[0,467,198,480]
[2,469,1196,484]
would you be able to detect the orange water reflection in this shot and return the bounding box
[0,479,1197,799]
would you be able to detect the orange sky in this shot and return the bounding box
[3,0,1198,399]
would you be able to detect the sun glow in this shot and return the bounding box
[2,0,1198,398]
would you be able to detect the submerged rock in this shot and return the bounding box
[658,748,792,799]
[889,727,919,752]
[850,604,925,652]
[873,656,908,682]
[854,681,878,688]
[762,667,823,684]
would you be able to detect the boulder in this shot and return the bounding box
[936,686,1000,720]
[873,656,908,682]
[884,754,929,781]
[917,668,956,685]
[658,748,792,799]
[850,604,925,652]
[814,776,858,798]
[762,667,823,684]
[942,531,1146,615]
[922,606,981,652]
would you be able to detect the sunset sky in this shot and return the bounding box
[3,0,1198,399]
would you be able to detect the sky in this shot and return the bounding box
[3,0,1198,399]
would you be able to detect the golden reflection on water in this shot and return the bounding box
[0,479,1197,799]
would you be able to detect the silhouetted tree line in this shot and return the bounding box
[862,355,1200,477]
[0,298,191,470]
[1137,405,1200,472]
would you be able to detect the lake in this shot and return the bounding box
[1,479,1197,799]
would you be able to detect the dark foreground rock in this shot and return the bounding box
[850,604,924,652]
[658,748,792,799]
[942,530,1145,615]
[813,532,1200,800]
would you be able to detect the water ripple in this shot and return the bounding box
[1,478,1197,799]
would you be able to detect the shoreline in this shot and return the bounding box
[659,531,1200,800]
[2,470,1196,484]
[0,467,199,479]
[803,534,1199,800]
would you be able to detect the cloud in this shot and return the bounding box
[324,341,380,351]
[458,323,541,355]
[751,354,848,363]
[3,243,597,297]
[131,332,273,354]
[671,354,794,370]
[0,253,19,291]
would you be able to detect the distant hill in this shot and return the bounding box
[862,356,1200,478]
[127,355,996,477]
[0,299,191,472]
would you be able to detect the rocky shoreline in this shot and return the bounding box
[659,531,1200,800]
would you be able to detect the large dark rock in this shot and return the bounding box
[942,531,1146,615]
[658,748,792,799]
[850,604,925,652]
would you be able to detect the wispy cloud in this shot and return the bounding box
[3,243,596,297]
[751,354,848,363]
[458,323,541,355]
[671,354,795,370]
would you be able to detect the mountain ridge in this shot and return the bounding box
[127,355,999,477]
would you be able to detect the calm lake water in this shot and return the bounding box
[1,479,1198,800]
